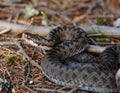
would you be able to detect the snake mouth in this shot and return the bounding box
[22,33,52,50]
[22,33,38,46]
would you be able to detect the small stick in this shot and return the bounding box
[88,45,106,53]
[0,20,120,38]
[35,88,66,93]
[0,28,11,35]
[67,86,79,93]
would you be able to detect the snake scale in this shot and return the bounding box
[23,25,120,92]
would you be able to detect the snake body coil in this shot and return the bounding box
[23,26,119,92]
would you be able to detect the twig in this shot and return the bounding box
[58,86,69,91]
[0,20,52,36]
[88,45,106,53]
[81,25,120,38]
[0,41,15,45]
[88,15,116,19]
[0,3,26,8]
[67,86,79,93]
[24,85,38,93]
[22,18,34,33]
[62,3,90,15]
[35,88,66,93]
[13,11,20,23]
[2,63,11,78]
[0,28,11,34]
[0,20,120,38]
[0,41,16,45]
[74,1,95,23]
[14,41,42,70]
[41,7,76,25]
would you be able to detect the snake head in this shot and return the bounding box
[22,32,39,46]
[22,32,52,50]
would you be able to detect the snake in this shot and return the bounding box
[22,25,120,93]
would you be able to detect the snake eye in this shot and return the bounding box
[26,35,31,39]
[22,33,31,40]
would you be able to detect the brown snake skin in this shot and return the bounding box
[23,26,120,92]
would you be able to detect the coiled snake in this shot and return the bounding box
[23,26,120,92]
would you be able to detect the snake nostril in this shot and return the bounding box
[22,33,27,39]
[25,35,31,40]
[27,36,30,39]
[23,32,32,40]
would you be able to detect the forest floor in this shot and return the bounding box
[0,0,120,93]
